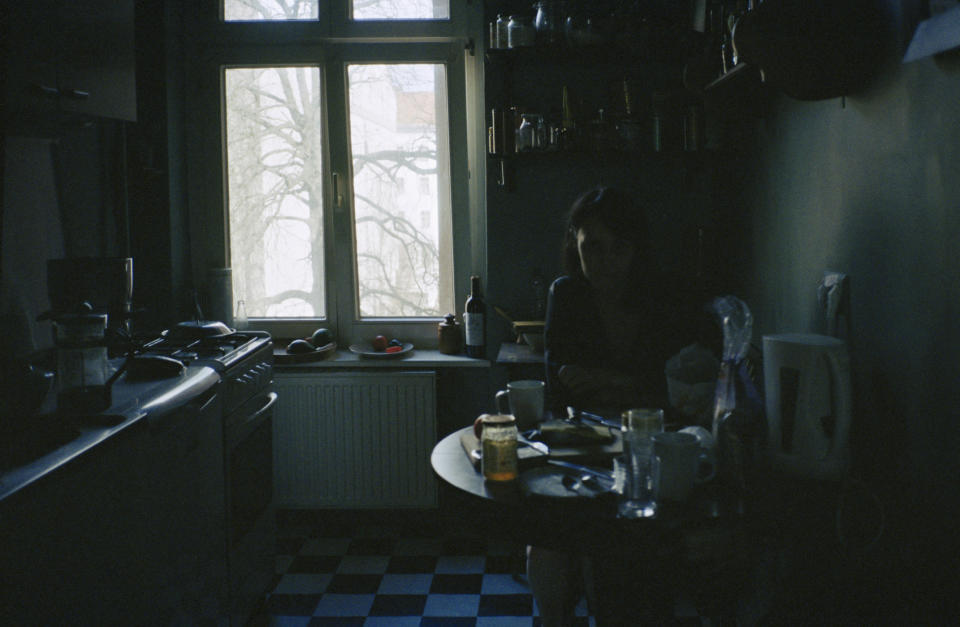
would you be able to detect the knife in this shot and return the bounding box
[566,406,621,430]
[517,432,550,455]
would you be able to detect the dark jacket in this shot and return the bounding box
[544,275,718,414]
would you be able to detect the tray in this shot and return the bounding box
[274,341,337,364]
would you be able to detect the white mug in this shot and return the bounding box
[652,431,716,502]
[495,380,544,430]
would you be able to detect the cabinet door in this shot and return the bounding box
[3,0,61,128]
[0,428,155,624]
[58,0,137,121]
[141,392,229,624]
[2,0,137,134]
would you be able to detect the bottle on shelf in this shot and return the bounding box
[517,113,536,151]
[464,275,486,358]
[495,14,509,50]
[616,78,644,152]
[560,85,577,149]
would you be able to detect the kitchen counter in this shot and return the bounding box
[0,363,219,502]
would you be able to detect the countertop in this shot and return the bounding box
[0,364,219,502]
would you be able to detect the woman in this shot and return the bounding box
[545,185,699,414]
[529,186,712,626]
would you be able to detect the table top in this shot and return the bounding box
[431,426,741,532]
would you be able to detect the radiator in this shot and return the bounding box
[273,370,438,508]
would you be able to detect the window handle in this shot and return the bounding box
[332,172,345,213]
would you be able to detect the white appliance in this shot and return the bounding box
[762,333,852,480]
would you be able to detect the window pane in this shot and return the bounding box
[223,0,318,21]
[353,0,449,20]
[224,67,325,319]
[348,63,454,317]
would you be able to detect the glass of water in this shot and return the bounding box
[616,408,664,519]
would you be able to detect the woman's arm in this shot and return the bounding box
[545,277,645,409]
[544,277,584,410]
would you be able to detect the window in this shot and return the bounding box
[186,1,484,346]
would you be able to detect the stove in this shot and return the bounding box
[139,330,272,374]
[142,326,277,624]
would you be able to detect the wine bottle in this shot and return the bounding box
[464,275,486,358]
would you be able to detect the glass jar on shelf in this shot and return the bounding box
[507,15,535,48]
[533,115,548,150]
[494,14,509,50]
[534,1,565,46]
[516,114,536,152]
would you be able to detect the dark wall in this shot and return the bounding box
[725,0,960,603]
[1,0,188,341]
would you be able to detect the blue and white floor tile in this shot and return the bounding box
[251,510,703,626]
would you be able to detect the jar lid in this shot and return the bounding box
[482,413,516,426]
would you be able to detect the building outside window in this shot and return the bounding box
[185,0,485,346]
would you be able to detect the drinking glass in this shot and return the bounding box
[617,408,664,518]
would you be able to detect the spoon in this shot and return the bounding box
[561,473,590,495]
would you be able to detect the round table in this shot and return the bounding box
[431,426,754,624]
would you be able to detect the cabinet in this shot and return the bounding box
[0,391,227,625]
[3,0,137,135]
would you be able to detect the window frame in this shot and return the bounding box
[183,0,486,347]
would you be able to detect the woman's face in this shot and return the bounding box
[575,217,636,297]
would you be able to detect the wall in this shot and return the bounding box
[1,127,120,354]
[724,0,960,611]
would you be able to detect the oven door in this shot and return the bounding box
[225,386,277,624]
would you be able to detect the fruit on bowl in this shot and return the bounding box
[311,327,333,347]
[372,334,388,351]
[286,338,315,354]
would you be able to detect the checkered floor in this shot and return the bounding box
[249,509,706,626]
[249,509,593,626]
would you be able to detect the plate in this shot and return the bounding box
[349,342,414,358]
[519,465,612,499]
[274,342,337,364]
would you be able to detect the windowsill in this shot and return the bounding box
[274,348,490,369]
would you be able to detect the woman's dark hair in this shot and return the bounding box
[561,186,651,279]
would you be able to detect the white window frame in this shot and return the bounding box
[182,0,486,347]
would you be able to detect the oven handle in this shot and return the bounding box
[245,391,278,426]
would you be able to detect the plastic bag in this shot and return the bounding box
[710,295,761,435]
[665,343,719,428]
[710,295,765,502]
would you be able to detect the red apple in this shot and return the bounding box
[372,334,388,351]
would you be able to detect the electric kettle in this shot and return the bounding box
[762,333,852,480]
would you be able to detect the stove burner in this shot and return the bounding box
[139,330,272,372]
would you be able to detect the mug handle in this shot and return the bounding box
[695,448,717,483]
[495,389,510,415]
